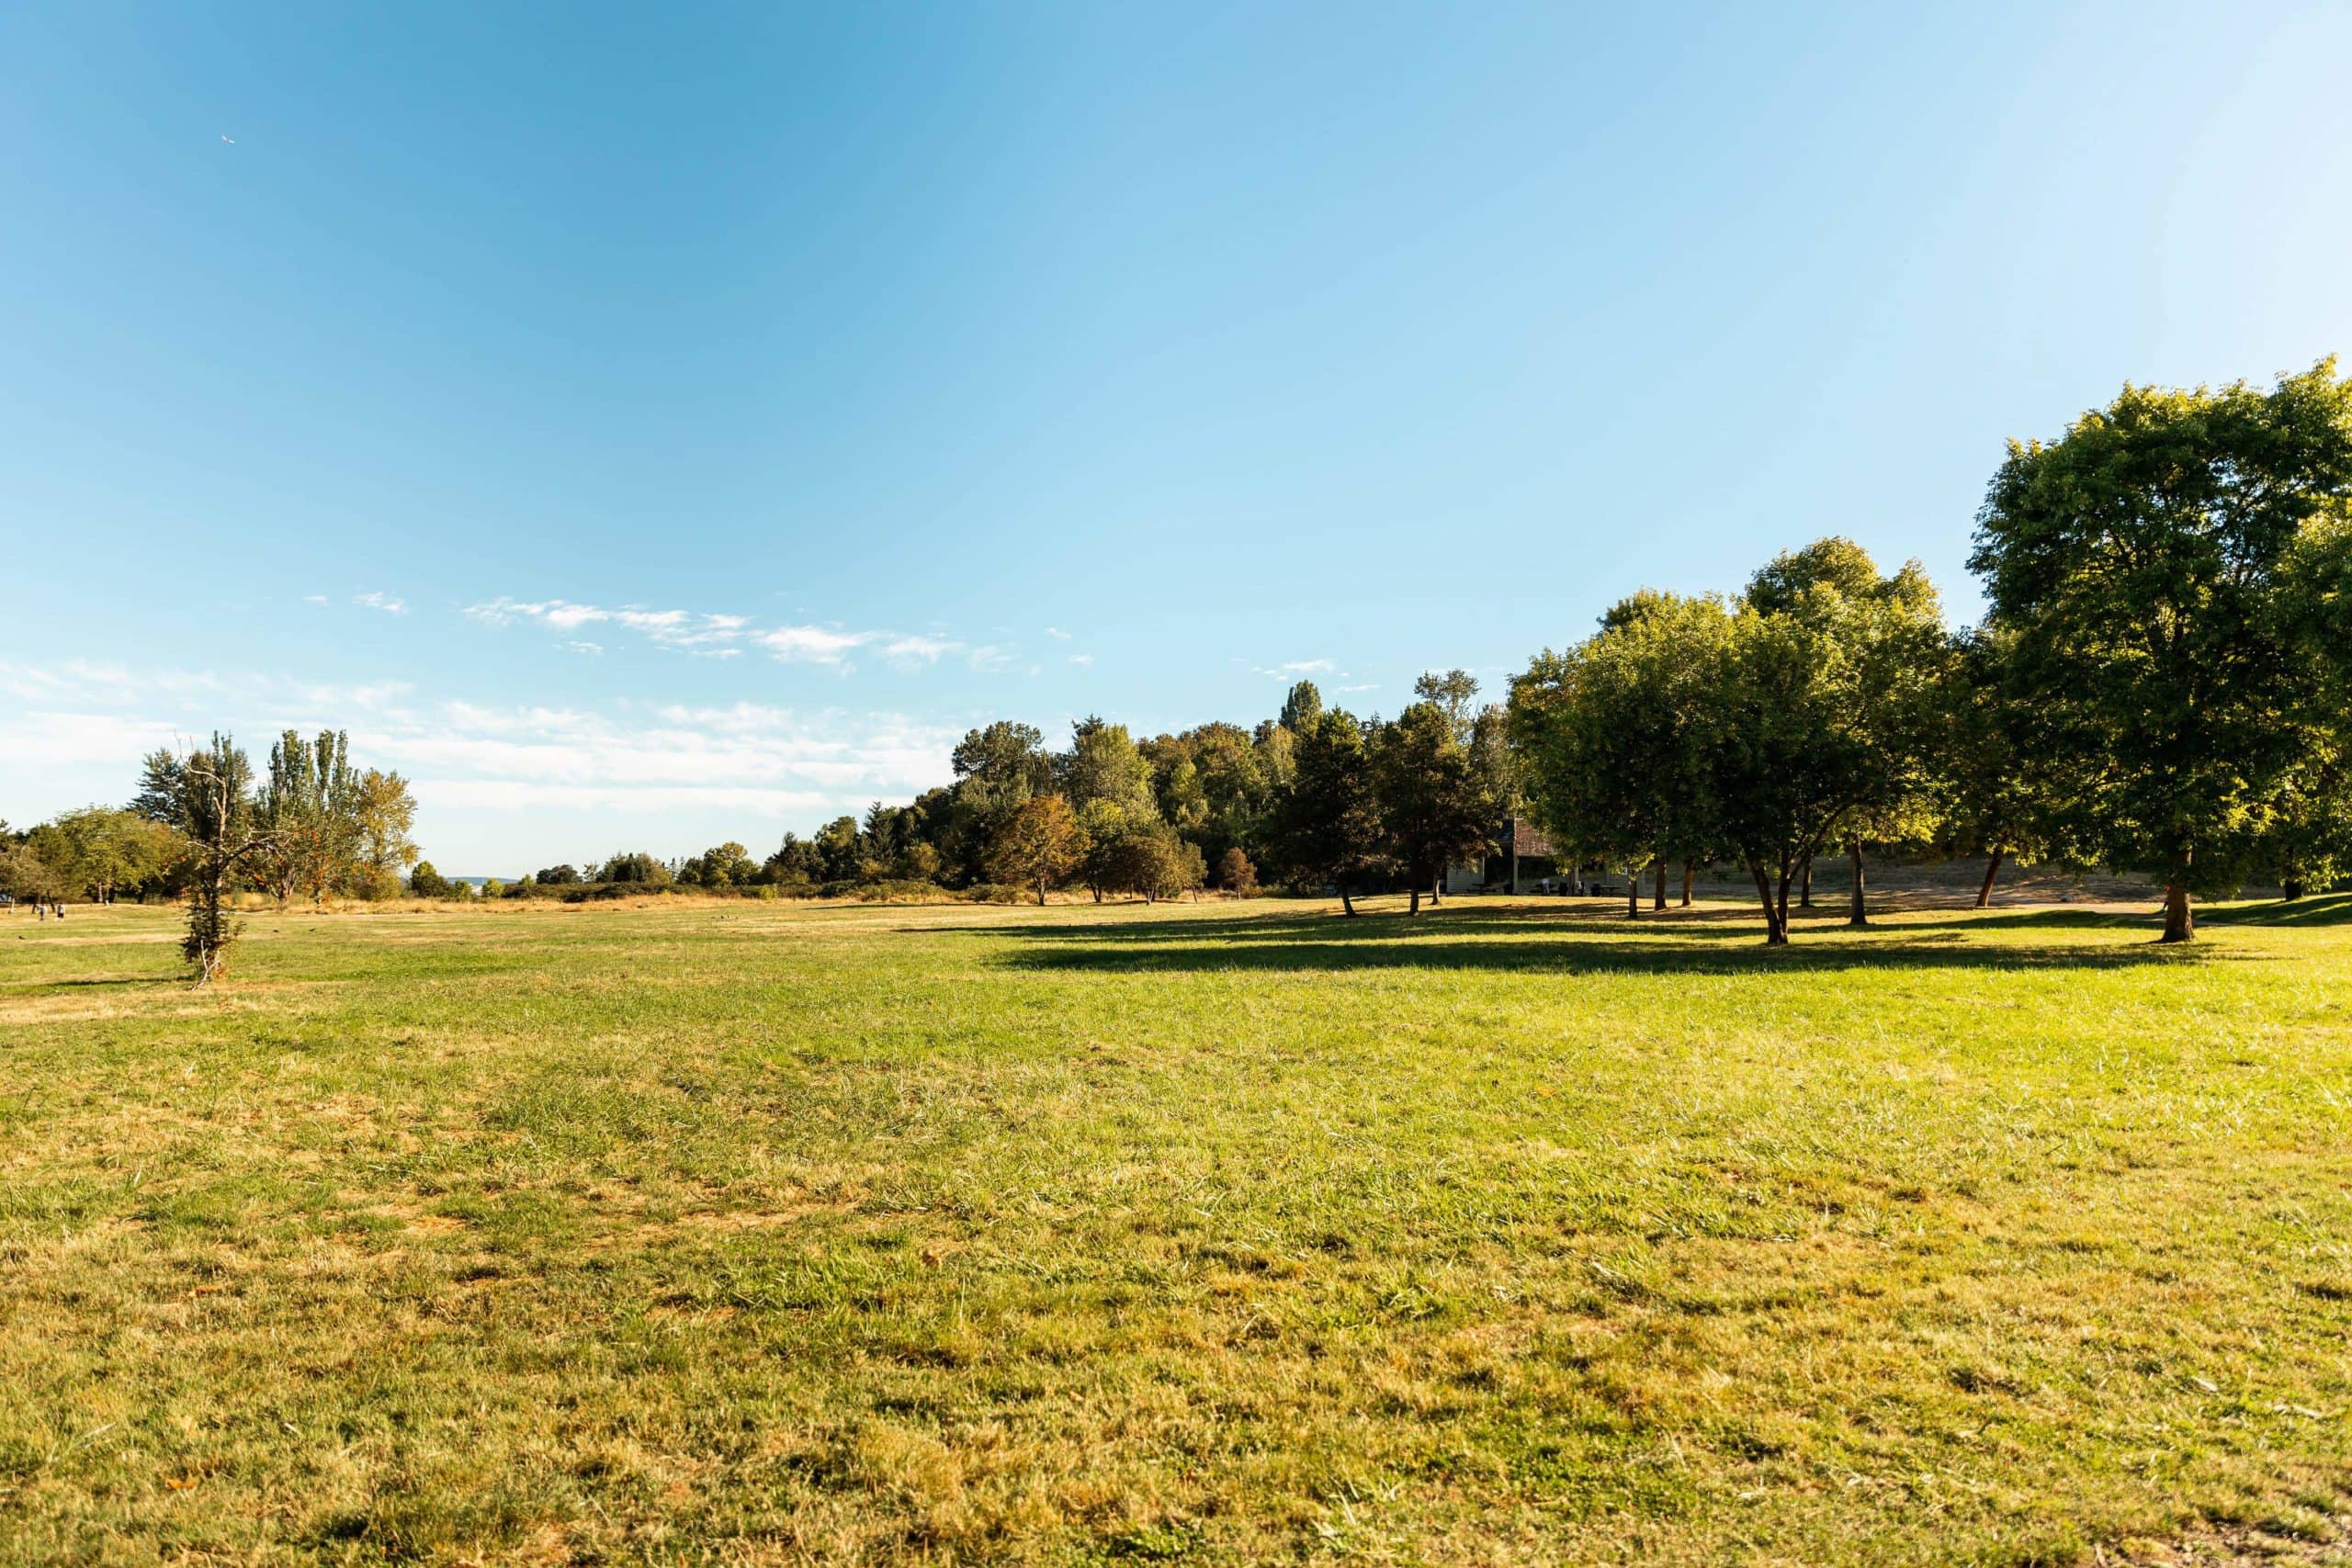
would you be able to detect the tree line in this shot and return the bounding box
[14,362,2351,961]
[1513,361,2352,943]
[591,363,2352,944]
[494,671,1514,917]
[1,730,419,981]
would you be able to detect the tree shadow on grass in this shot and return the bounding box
[947,904,2226,978]
[2198,892,2352,928]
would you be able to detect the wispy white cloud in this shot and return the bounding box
[752,625,872,665]
[1339,682,1380,693]
[0,660,225,705]
[966,644,1015,673]
[1253,659,1339,679]
[1045,626,1072,641]
[355,592,408,615]
[466,595,997,673]
[882,634,956,668]
[464,597,744,650]
[0,661,964,843]
[1069,653,1095,667]
[303,594,330,606]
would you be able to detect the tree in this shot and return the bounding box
[1413,669,1482,747]
[1940,626,2065,907]
[349,769,419,898]
[536,863,581,886]
[28,807,175,904]
[409,862,455,898]
[682,840,758,888]
[1217,846,1259,894]
[130,749,183,824]
[1279,680,1324,736]
[1690,558,1949,944]
[1253,719,1298,794]
[1270,708,1386,915]
[1468,704,1521,819]
[1738,540,1950,929]
[1059,717,1158,816]
[1153,754,1210,839]
[1374,702,1495,915]
[1075,798,1144,901]
[1139,827,1207,903]
[1971,362,2352,941]
[1513,592,1729,921]
[256,730,357,905]
[763,835,822,886]
[597,852,670,886]
[988,794,1082,904]
[0,840,61,908]
[167,735,275,984]
[812,816,865,882]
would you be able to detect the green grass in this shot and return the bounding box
[2,892,2349,1564]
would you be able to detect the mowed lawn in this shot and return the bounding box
[3,895,2350,1566]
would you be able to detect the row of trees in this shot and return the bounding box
[502,678,1513,910]
[2,730,422,980]
[19,363,2343,957]
[1511,361,2352,943]
[608,361,2350,946]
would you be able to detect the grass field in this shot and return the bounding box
[3,891,2349,1565]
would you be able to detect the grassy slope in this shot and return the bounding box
[0,895,2347,1565]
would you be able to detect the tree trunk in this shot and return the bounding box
[1747,858,1787,945]
[1847,838,1868,929]
[2283,877,2305,902]
[1339,879,1357,917]
[1774,852,1794,943]
[2161,873,2195,943]
[1653,859,1667,911]
[1681,860,1694,907]
[1626,875,1639,919]
[1976,846,2004,908]
[1799,853,1813,908]
[1430,874,1442,908]
[1035,877,1047,906]
[1409,886,1422,916]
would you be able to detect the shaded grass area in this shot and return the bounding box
[0,896,2348,1564]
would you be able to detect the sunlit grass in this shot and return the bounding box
[1,892,2347,1563]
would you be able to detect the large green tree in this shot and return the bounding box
[1971,362,2352,941]
[1738,540,1950,929]
[1512,592,1729,920]
[1373,702,1495,915]
[28,807,176,904]
[988,794,1083,905]
[1269,709,1385,916]
[1058,717,1158,817]
[257,729,357,905]
[949,721,1053,882]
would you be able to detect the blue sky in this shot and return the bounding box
[6,2,2351,873]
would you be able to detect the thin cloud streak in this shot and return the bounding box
[465,595,1000,672]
